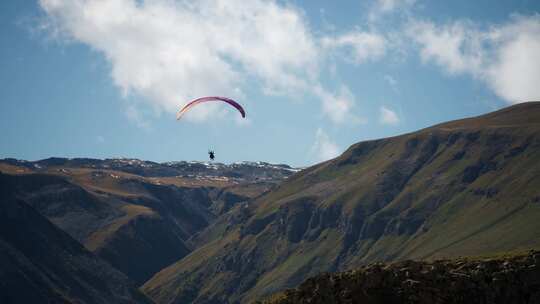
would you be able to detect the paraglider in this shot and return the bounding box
[176,96,245,161]
[176,96,246,120]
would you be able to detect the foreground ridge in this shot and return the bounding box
[261,250,540,304]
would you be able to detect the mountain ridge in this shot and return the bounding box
[142,101,540,303]
[0,157,297,286]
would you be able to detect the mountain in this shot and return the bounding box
[142,102,540,303]
[0,159,297,286]
[0,158,298,181]
[0,171,212,286]
[262,250,540,304]
[0,181,151,303]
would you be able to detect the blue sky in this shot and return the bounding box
[1,0,540,166]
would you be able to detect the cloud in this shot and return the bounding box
[321,31,387,64]
[485,17,540,102]
[310,128,341,162]
[369,0,417,22]
[379,106,399,125]
[407,20,484,75]
[407,15,540,104]
[314,85,364,124]
[377,0,417,12]
[39,0,319,121]
[96,135,105,143]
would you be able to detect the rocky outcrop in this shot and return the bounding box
[263,250,540,304]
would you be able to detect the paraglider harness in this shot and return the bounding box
[208,150,215,161]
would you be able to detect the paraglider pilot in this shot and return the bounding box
[176,96,245,163]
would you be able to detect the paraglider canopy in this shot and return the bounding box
[176,96,243,162]
[176,96,246,120]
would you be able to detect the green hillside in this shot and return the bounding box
[142,102,540,303]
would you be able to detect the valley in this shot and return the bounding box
[1,102,540,303]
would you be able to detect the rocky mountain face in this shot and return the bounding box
[262,250,540,304]
[142,102,540,303]
[0,159,297,287]
[0,184,151,303]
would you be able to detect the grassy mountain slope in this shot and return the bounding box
[0,190,151,303]
[142,102,540,303]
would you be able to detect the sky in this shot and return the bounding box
[1,0,540,167]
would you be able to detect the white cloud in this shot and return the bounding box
[39,0,319,121]
[314,85,364,124]
[407,20,484,75]
[321,31,387,64]
[485,17,540,102]
[379,106,399,125]
[369,0,417,22]
[408,15,540,104]
[378,0,416,12]
[310,128,341,162]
